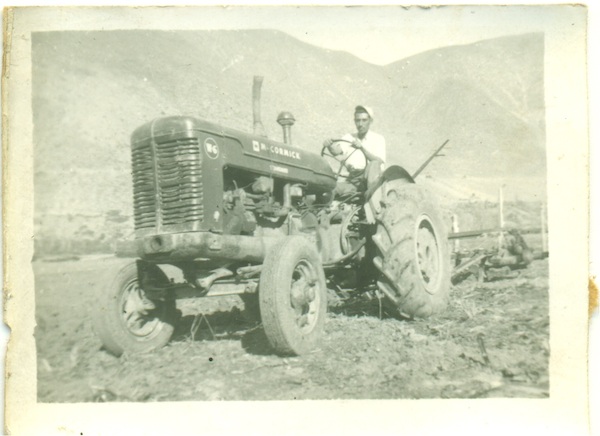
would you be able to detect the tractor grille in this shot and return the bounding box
[132,136,204,230]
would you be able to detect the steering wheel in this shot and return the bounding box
[320,138,366,180]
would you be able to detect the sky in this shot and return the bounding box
[269,6,557,65]
[187,6,568,65]
[21,5,574,65]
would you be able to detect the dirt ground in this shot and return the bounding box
[34,255,549,402]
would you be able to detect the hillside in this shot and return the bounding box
[31,30,547,252]
[33,30,393,216]
[383,34,546,179]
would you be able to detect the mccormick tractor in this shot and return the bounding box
[93,77,451,356]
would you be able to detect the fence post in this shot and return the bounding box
[452,214,460,252]
[541,202,548,253]
[498,186,505,248]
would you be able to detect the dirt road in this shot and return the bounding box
[34,256,549,402]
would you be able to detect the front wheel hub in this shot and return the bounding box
[290,261,320,331]
[121,282,161,337]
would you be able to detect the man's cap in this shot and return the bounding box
[355,105,374,119]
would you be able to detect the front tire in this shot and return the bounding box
[259,237,327,356]
[92,261,178,356]
[372,183,451,318]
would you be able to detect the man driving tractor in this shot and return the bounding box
[323,105,387,221]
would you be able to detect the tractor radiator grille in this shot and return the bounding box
[132,142,156,229]
[132,137,204,230]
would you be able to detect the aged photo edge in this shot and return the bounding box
[2,4,593,435]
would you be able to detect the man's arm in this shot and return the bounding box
[351,138,384,164]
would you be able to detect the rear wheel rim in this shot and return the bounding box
[416,215,442,294]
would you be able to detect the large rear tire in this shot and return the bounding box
[259,237,327,356]
[92,261,178,356]
[372,183,451,318]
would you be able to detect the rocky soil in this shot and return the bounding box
[35,256,549,402]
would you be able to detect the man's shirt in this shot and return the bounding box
[340,131,386,173]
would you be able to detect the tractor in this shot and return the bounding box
[93,77,451,356]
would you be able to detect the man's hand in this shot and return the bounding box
[323,138,334,148]
[351,138,363,149]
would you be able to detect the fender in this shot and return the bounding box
[365,165,415,201]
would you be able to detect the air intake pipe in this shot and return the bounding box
[277,111,295,145]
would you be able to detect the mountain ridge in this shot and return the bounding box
[32,29,546,223]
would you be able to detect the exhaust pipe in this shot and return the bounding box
[252,76,267,137]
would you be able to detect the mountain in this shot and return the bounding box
[31,30,546,252]
[383,34,546,179]
[32,29,394,215]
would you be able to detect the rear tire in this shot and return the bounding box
[92,261,178,356]
[259,237,327,356]
[372,183,451,318]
